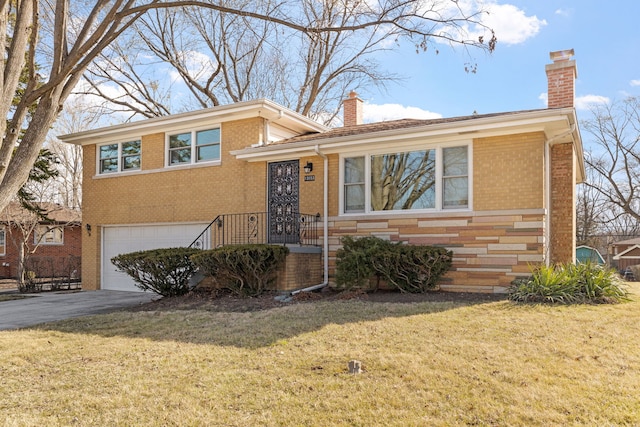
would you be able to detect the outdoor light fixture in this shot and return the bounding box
[304,161,313,174]
[85,223,92,236]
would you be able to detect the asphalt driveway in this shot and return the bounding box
[0,290,158,330]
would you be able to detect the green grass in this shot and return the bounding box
[1,285,639,426]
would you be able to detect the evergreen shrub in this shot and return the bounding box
[111,247,201,297]
[191,244,289,297]
[335,236,452,293]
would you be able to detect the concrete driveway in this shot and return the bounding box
[0,290,158,331]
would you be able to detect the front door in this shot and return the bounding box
[268,160,300,244]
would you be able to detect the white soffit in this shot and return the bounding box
[58,99,327,146]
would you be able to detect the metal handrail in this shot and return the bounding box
[189,212,320,249]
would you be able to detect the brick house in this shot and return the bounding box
[60,49,584,293]
[610,237,640,271]
[0,202,82,280]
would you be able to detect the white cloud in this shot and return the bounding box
[539,93,609,110]
[631,80,640,87]
[424,1,546,46]
[481,2,547,45]
[538,92,548,106]
[363,102,442,123]
[575,95,610,110]
[554,8,572,17]
[169,50,217,84]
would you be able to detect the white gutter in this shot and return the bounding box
[59,99,328,146]
[290,144,329,295]
[233,108,577,161]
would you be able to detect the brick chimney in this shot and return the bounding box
[545,49,577,108]
[547,49,578,265]
[343,91,363,126]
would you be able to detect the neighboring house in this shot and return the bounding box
[60,49,584,293]
[611,237,640,271]
[0,202,82,280]
[576,245,605,265]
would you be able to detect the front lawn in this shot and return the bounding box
[1,284,639,426]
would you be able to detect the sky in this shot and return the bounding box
[361,0,640,123]
[67,1,639,132]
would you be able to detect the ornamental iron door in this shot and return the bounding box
[268,160,300,244]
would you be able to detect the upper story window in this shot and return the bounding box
[34,225,64,245]
[99,140,141,174]
[0,226,5,256]
[168,127,221,166]
[341,144,469,214]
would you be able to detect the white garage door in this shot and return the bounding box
[102,223,209,292]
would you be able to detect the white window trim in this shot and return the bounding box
[34,225,64,246]
[339,141,473,216]
[96,139,142,175]
[0,226,5,256]
[165,124,222,168]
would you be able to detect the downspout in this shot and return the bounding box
[544,141,551,266]
[545,124,577,266]
[290,144,329,295]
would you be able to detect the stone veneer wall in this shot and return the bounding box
[326,211,545,293]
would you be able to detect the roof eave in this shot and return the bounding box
[232,108,581,161]
[58,99,328,146]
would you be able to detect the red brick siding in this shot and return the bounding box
[550,143,575,263]
[546,62,576,109]
[0,224,82,279]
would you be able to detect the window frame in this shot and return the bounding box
[97,139,142,175]
[339,142,472,215]
[166,125,222,167]
[34,225,64,246]
[0,226,5,256]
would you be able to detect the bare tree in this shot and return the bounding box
[79,0,497,123]
[1,202,79,288]
[0,0,496,215]
[44,97,106,209]
[582,97,640,230]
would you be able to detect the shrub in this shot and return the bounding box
[372,244,452,293]
[335,236,392,290]
[508,262,631,304]
[335,236,452,293]
[111,247,201,297]
[191,244,289,297]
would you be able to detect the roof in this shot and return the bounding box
[232,106,585,182]
[0,202,81,224]
[611,237,640,246]
[270,111,543,145]
[58,98,329,146]
[576,245,605,264]
[613,244,640,260]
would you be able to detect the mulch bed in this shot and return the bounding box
[128,287,507,313]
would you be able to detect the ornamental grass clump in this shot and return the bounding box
[111,247,201,297]
[508,262,630,304]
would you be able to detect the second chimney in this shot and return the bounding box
[343,91,363,126]
[545,49,577,109]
